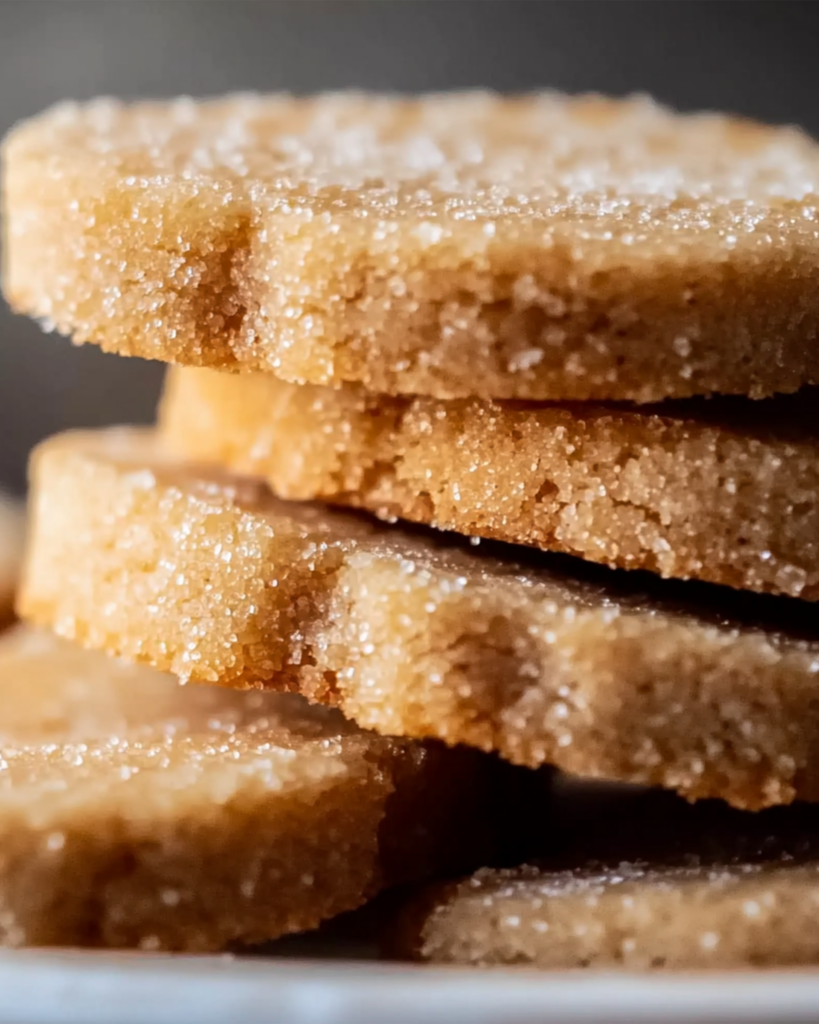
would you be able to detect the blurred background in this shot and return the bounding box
[1,0,818,492]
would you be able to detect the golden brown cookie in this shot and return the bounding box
[161,368,819,600]
[0,623,503,950]
[0,495,23,629]
[397,861,819,969]
[7,94,819,402]
[18,427,819,809]
[396,782,819,969]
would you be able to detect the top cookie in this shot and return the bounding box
[6,93,819,402]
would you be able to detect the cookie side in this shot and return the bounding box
[0,625,501,949]
[161,368,819,600]
[398,861,819,969]
[395,784,819,969]
[17,428,819,809]
[6,94,819,401]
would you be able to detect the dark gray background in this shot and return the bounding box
[1,0,818,492]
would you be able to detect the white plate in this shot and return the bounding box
[0,951,818,1024]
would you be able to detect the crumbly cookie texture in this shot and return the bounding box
[162,368,819,600]
[0,624,501,950]
[396,782,819,969]
[0,496,23,628]
[18,427,819,809]
[6,93,819,402]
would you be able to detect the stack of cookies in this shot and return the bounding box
[5,92,819,967]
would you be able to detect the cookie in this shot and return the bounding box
[7,94,819,403]
[396,783,819,969]
[162,367,819,600]
[0,495,23,629]
[0,623,504,950]
[18,427,819,809]
[397,861,819,969]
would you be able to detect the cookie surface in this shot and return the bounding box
[397,783,819,969]
[7,93,819,402]
[0,623,500,950]
[162,368,819,600]
[19,427,819,809]
[0,496,23,628]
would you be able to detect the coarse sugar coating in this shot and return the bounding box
[0,624,500,950]
[19,427,819,810]
[396,782,819,969]
[0,495,23,629]
[163,367,819,599]
[7,93,819,402]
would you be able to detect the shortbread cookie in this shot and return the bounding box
[0,496,23,628]
[19,428,819,809]
[7,94,819,402]
[162,368,819,600]
[398,861,819,969]
[0,624,502,950]
[397,785,819,969]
